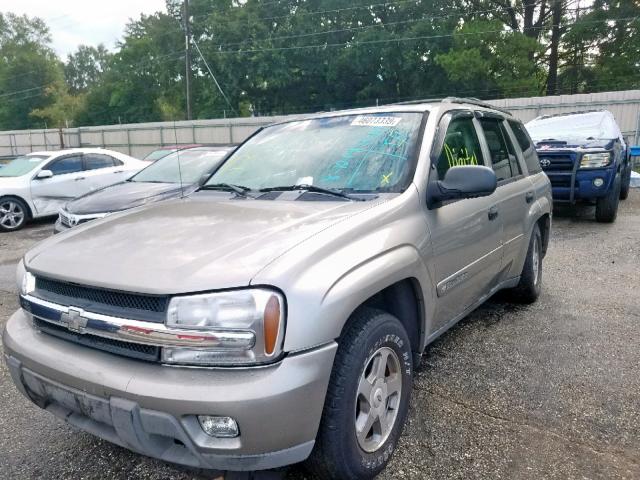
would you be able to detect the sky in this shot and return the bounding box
[0,0,168,58]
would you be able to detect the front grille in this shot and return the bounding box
[59,212,71,227]
[539,154,576,172]
[34,277,169,322]
[549,176,573,188]
[34,317,160,362]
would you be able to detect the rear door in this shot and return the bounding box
[82,153,129,192]
[30,154,87,215]
[476,114,531,280]
[425,110,503,330]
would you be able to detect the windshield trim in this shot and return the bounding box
[203,110,428,196]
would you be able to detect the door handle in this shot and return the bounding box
[488,206,499,221]
[525,191,535,204]
[74,177,86,181]
[113,170,123,174]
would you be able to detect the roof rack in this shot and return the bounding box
[393,97,446,105]
[393,96,513,116]
[443,97,513,116]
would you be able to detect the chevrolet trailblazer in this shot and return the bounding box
[4,98,551,479]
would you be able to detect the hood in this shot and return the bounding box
[66,181,195,215]
[0,175,28,189]
[534,137,615,151]
[25,194,380,294]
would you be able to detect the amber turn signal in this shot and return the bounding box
[263,295,281,355]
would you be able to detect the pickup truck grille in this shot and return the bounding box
[33,277,169,323]
[539,154,576,171]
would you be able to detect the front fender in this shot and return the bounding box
[280,244,434,353]
[251,191,436,353]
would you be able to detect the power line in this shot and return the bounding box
[192,38,236,114]
[211,4,586,49]
[208,15,640,55]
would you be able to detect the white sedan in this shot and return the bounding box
[0,148,148,232]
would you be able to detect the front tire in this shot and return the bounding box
[506,224,543,304]
[620,166,631,200]
[307,308,413,480]
[596,175,621,223]
[0,197,29,232]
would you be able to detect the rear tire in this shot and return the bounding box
[307,308,413,480]
[505,224,542,304]
[620,166,631,200]
[595,175,621,223]
[0,197,29,232]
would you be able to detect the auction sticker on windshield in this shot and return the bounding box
[351,115,402,127]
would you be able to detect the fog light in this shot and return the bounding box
[593,178,604,187]
[198,415,239,438]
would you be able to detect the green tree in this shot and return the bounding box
[74,12,185,125]
[65,44,111,94]
[0,12,63,129]
[436,20,544,99]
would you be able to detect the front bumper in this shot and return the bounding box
[53,218,68,234]
[3,308,337,471]
[546,167,616,202]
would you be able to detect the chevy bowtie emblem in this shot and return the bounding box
[63,308,88,334]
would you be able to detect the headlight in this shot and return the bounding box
[16,260,35,296]
[580,152,611,168]
[162,289,285,366]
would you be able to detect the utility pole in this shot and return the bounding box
[184,0,193,120]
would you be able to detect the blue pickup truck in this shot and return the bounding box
[526,110,632,222]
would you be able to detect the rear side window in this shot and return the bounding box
[436,116,484,179]
[84,154,115,170]
[509,120,542,174]
[479,118,522,181]
[48,155,83,175]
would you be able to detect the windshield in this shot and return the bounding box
[144,148,177,162]
[131,148,229,184]
[526,112,620,142]
[206,112,424,193]
[0,155,50,177]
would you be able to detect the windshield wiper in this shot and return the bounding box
[259,184,363,201]
[202,183,253,198]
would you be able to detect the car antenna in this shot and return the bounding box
[173,120,185,198]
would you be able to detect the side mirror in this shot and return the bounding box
[36,170,53,179]
[428,165,497,207]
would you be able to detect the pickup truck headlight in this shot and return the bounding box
[580,152,611,168]
[162,289,285,366]
[16,260,35,296]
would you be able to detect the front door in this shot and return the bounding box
[424,111,504,331]
[30,154,87,215]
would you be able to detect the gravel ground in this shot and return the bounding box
[1,193,639,480]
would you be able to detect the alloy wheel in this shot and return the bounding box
[354,346,403,453]
[0,200,25,230]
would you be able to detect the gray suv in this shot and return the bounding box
[4,99,551,479]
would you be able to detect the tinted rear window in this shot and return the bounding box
[509,121,542,174]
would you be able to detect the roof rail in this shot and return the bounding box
[393,96,513,116]
[443,97,513,116]
[393,97,446,105]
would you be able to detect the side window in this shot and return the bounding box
[436,116,484,179]
[47,155,83,176]
[479,118,521,181]
[84,154,115,170]
[508,120,542,174]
